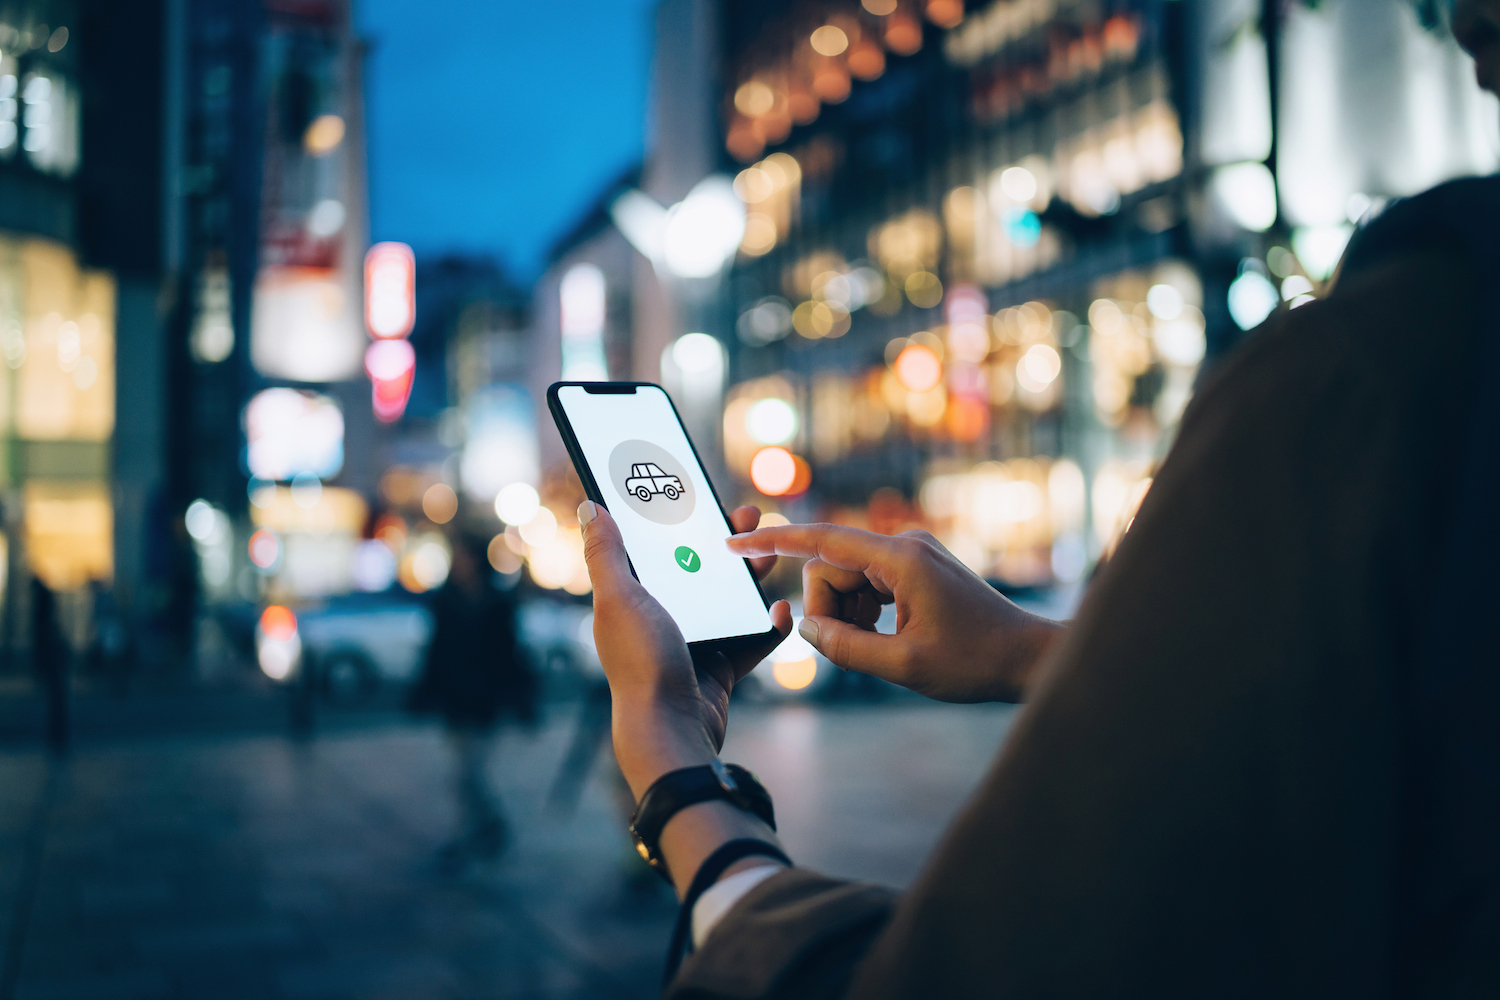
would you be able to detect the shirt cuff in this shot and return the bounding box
[690,862,784,948]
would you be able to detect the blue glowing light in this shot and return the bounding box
[1001,206,1042,248]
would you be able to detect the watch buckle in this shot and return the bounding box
[709,758,738,794]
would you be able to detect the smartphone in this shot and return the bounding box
[547,381,777,650]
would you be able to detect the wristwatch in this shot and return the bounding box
[629,759,777,878]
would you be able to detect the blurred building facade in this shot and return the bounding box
[0,0,392,686]
[178,0,394,670]
[0,0,177,666]
[703,0,1497,589]
[512,0,731,599]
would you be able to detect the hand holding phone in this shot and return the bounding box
[579,498,792,894]
[549,382,781,649]
[578,498,790,746]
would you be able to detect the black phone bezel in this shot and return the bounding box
[546,380,780,653]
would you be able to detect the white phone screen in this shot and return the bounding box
[555,385,771,644]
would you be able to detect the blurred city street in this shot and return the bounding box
[0,701,1014,1000]
[1,0,1495,994]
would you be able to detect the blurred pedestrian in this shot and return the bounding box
[578,1,1500,993]
[31,576,70,754]
[408,537,536,869]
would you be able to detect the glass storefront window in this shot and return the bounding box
[15,237,114,440]
[0,55,18,158]
[18,69,79,177]
[0,233,116,592]
[25,482,111,589]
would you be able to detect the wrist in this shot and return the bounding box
[995,614,1065,700]
[658,799,781,897]
[612,698,716,800]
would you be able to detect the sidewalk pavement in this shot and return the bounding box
[0,702,1014,1000]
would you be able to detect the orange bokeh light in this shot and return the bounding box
[926,0,965,29]
[847,39,886,80]
[894,343,943,393]
[772,656,817,690]
[787,454,813,496]
[750,447,797,496]
[885,13,923,55]
[422,483,458,525]
[945,396,989,442]
[260,605,297,642]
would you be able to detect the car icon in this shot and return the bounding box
[624,463,683,502]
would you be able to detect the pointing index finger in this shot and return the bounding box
[726,523,900,575]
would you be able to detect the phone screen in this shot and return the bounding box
[552,384,772,645]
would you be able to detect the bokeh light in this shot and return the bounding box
[768,627,819,691]
[810,25,849,56]
[410,541,451,590]
[528,524,589,594]
[487,534,522,574]
[422,483,458,524]
[750,447,797,496]
[1016,344,1062,392]
[746,397,798,445]
[302,114,345,156]
[260,605,297,642]
[351,540,398,592]
[1146,283,1184,319]
[518,506,558,547]
[904,271,944,308]
[1227,269,1279,330]
[495,482,541,525]
[999,166,1037,202]
[248,529,280,571]
[894,343,942,393]
[734,79,775,116]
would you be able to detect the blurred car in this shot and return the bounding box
[518,598,601,695]
[294,591,603,704]
[296,593,434,702]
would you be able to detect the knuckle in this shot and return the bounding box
[825,627,850,667]
[582,531,613,566]
[894,537,927,563]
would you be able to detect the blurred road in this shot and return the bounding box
[0,702,1014,1000]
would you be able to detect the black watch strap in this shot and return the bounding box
[629,761,776,877]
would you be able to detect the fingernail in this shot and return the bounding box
[797,618,820,646]
[577,501,598,527]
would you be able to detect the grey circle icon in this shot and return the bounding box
[608,440,697,525]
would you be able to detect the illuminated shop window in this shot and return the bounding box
[25,482,112,589]
[0,55,18,157]
[19,70,80,177]
[251,267,363,382]
[559,264,607,381]
[243,388,345,482]
[10,237,116,441]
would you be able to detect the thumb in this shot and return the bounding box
[798,615,907,681]
[578,502,638,598]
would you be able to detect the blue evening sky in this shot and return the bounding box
[355,0,658,283]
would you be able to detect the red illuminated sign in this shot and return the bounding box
[364,242,415,339]
[364,340,416,423]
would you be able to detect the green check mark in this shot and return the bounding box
[674,546,701,573]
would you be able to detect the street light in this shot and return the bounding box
[610,175,746,280]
